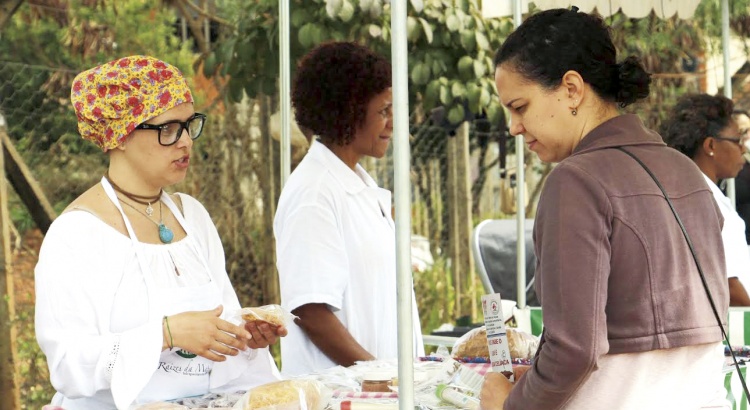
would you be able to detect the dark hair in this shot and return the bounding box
[292,41,391,145]
[493,8,651,107]
[660,94,734,158]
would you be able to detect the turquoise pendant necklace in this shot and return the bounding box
[119,197,174,244]
[157,201,174,244]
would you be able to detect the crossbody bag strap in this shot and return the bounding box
[615,146,748,397]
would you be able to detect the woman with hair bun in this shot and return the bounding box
[481,8,729,409]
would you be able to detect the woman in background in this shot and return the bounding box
[274,41,424,376]
[661,94,750,306]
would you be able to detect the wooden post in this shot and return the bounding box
[446,133,461,316]
[2,131,57,233]
[0,129,20,409]
[259,96,280,305]
[446,122,476,319]
[454,123,476,319]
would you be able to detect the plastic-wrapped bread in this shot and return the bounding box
[451,326,540,360]
[244,379,327,410]
[506,328,540,360]
[240,304,295,327]
[451,327,489,359]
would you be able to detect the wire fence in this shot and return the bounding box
[1,59,710,308]
[1,60,515,313]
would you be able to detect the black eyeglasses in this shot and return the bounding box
[713,135,748,148]
[135,113,206,146]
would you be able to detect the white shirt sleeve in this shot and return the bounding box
[34,212,162,409]
[276,202,349,312]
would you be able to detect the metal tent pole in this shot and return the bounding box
[279,0,291,186]
[513,0,527,308]
[391,1,415,409]
[722,0,736,207]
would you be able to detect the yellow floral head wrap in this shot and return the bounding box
[71,55,193,151]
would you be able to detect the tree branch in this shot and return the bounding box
[173,0,209,54]
[181,0,236,29]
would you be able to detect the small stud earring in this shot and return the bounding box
[571,109,577,116]
[709,152,714,156]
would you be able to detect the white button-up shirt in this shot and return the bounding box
[704,174,750,288]
[275,140,424,376]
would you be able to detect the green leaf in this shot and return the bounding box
[220,38,236,65]
[460,30,476,51]
[203,52,217,77]
[291,9,309,27]
[479,86,492,107]
[451,81,466,98]
[368,24,383,38]
[298,23,314,48]
[439,83,452,105]
[432,59,445,76]
[457,55,474,81]
[312,25,330,45]
[447,104,465,125]
[424,79,441,110]
[446,13,460,32]
[407,17,421,42]
[486,102,502,126]
[339,0,355,22]
[230,80,245,102]
[473,60,487,78]
[419,18,434,44]
[410,0,425,13]
[466,82,481,113]
[475,31,490,51]
[455,0,470,13]
[326,0,343,19]
[410,62,431,85]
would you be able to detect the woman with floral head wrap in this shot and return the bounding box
[34,56,285,409]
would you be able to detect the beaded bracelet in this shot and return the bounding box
[163,315,174,350]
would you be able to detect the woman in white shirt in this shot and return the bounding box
[274,42,424,376]
[35,56,285,410]
[661,93,750,306]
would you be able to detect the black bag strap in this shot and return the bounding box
[615,146,749,397]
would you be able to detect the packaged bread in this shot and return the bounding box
[451,326,539,360]
[452,326,489,358]
[240,304,296,327]
[506,328,540,360]
[244,379,327,410]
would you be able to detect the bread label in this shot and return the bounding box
[482,293,514,381]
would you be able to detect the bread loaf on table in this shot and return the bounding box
[451,326,539,360]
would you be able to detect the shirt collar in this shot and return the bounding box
[308,139,378,194]
[702,173,731,208]
[572,114,666,157]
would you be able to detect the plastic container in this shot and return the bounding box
[435,384,480,410]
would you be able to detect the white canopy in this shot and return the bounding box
[483,0,703,19]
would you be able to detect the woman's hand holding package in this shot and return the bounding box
[244,321,288,349]
[480,372,513,409]
[165,305,251,362]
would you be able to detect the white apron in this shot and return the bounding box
[101,178,223,404]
